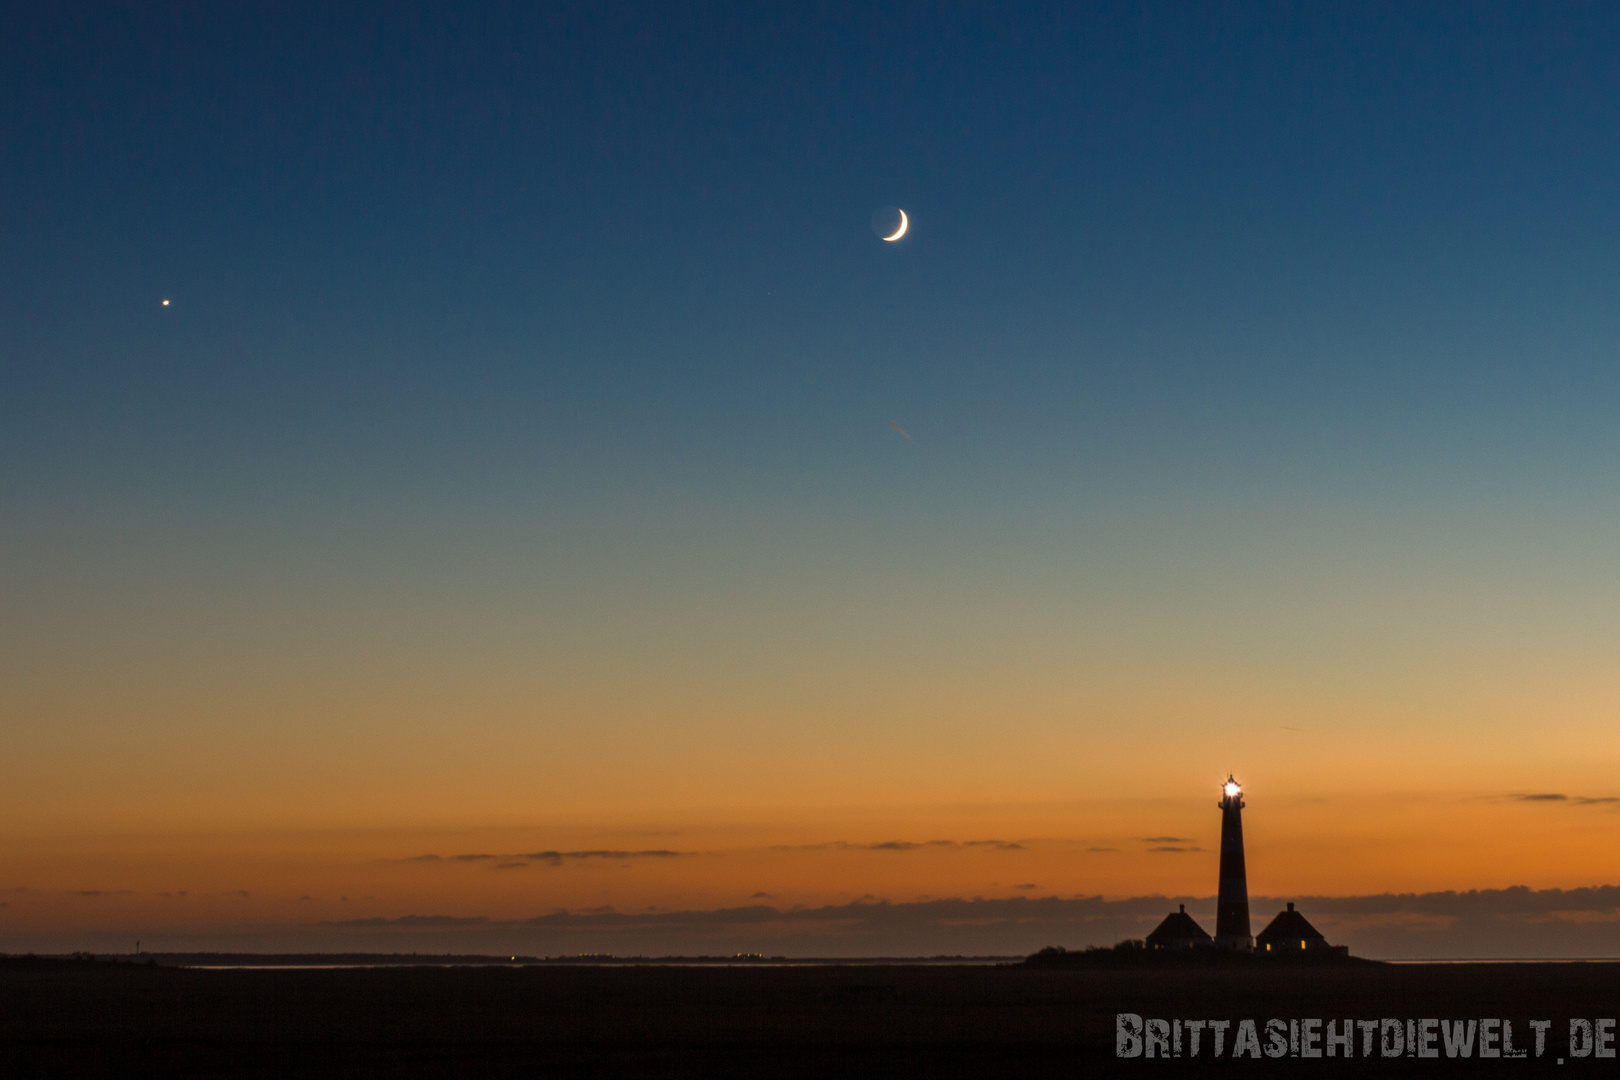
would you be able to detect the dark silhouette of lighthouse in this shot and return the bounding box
[1214,776,1253,950]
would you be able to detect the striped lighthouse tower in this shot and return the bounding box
[1214,776,1253,950]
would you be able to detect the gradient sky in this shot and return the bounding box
[5,2,1620,956]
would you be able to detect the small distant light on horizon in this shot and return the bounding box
[161,299,170,306]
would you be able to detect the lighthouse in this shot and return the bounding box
[1214,776,1253,950]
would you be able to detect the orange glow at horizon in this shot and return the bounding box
[7,493,1620,949]
[4,783,1619,943]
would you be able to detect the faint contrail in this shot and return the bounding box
[890,421,912,441]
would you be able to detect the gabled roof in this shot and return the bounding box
[1145,904,1211,945]
[1256,903,1326,944]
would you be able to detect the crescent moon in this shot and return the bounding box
[882,209,908,242]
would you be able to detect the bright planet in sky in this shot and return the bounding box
[161,298,170,305]
[870,206,908,241]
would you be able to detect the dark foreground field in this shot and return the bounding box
[2,958,1618,1078]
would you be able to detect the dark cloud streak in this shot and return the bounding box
[406,850,690,866]
[1510,793,1618,805]
[769,840,1025,853]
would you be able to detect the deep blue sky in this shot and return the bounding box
[9,1,1620,512]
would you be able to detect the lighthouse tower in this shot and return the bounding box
[1214,776,1253,950]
